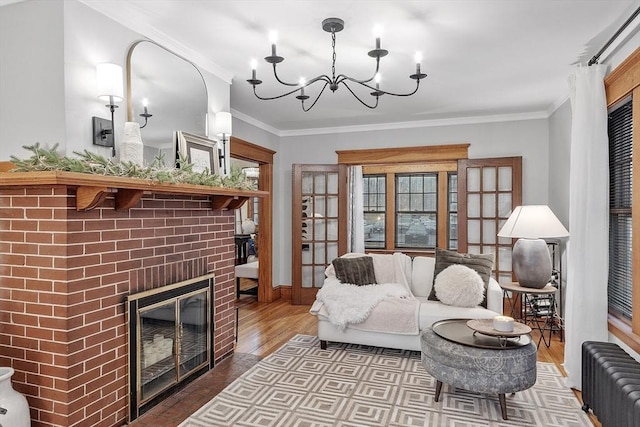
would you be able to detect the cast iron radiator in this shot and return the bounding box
[581,341,640,427]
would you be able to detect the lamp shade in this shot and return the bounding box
[96,63,124,102]
[215,112,232,136]
[497,205,569,239]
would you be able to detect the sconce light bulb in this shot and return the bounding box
[268,30,278,45]
[142,98,149,107]
[373,24,384,38]
[250,58,258,70]
[414,51,423,64]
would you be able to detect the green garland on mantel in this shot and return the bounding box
[8,143,255,191]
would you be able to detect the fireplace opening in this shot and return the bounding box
[127,273,215,421]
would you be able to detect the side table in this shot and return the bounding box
[499,282,561,347]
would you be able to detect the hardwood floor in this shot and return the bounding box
[131,295,600,426]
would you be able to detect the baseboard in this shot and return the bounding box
[270,285,292,301]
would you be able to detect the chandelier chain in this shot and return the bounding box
[331,31,337,82]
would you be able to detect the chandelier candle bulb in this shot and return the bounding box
[493,316,515,332]
[142,98,149,115]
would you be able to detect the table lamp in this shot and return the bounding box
[497,205,569,288]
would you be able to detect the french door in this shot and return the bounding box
[292,164,347,305]
[457,157,522,283]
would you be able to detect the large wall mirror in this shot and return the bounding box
[127,40,208,165]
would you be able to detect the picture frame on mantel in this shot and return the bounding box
[175,131,220,175]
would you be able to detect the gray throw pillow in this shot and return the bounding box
[428,248,494,307]
[332,256,377,286]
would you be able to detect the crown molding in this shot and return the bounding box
[232,109,550,138]
[277,111,550,137]
[78,0,234,84]
[231,108,282,136]
[547,94,570,116]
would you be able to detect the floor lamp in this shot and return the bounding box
[498,205,569,288]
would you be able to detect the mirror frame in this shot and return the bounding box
[126,40,209,152]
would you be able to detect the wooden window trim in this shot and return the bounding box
[605,46,640,348]
[337,143,469,165]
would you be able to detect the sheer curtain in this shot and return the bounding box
[563,64,610,390]
[347,165,364,253]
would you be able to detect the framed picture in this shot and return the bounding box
[175,131,220,174]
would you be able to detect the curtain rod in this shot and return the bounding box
[588,6,640,66]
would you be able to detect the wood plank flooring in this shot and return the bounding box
[131,295,600,426]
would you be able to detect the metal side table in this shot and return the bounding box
[499,282,562,348]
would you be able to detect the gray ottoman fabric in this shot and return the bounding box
[420,325,537,419]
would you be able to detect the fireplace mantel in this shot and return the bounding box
[0,169,266,211]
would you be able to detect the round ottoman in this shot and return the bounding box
[420,326,537,420]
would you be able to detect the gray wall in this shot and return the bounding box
[0,0,230,161]
[0,0,67,157]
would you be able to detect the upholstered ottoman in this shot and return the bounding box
[420,325,537,420]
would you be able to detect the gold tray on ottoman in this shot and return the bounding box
[466,319,532,347]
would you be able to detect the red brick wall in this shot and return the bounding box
[0,185,237,427]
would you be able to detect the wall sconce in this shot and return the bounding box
[92,63,124,157]
[139,98,152,129]
[215,112,232,174]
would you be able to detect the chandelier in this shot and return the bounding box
[246,17,427,111]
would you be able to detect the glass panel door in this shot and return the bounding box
[458,157,522,283]
[292,164,347,305]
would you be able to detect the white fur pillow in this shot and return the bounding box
[434,264,485,307]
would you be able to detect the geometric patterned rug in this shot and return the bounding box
[179,335,592,427]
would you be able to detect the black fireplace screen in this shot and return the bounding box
[127,273,214,421]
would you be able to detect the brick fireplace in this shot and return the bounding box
[0,182,242,427]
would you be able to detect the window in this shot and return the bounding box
[608,98,633,321]
[363,175,386,249]
[605,47,640,350]
[362,166,457,252]
[448,173,458,249]
[395,173,438,249]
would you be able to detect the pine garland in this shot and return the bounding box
[8,143,255,191]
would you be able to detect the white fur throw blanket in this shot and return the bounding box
[311,253,419,334]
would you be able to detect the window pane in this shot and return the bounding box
[483,167,496,191]
[467,168,480,192]
[483,194,496,218]
[448,173,458,250]
[364,213,385,248]
[498,167,512,191]
[395,173,437,249]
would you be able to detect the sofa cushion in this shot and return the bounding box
[411,256,436,297]
[332,256,377,286]
[428,248,494,308]
[325,253,368,278]
[433,264,485,307]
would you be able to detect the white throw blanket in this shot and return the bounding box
[312,252,419,333]
[315,280,411,331]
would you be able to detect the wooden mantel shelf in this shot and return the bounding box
[0,170,267,212]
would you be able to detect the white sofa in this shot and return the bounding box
[310,253,503,351]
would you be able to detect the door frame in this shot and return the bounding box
[230,136,276,303]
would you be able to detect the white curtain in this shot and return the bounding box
[347,165,365,253]
[563,64,610,390]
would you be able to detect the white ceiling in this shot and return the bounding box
[18,1,640,132]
